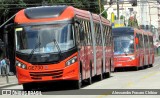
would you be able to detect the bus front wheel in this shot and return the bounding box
[74,71,82,89]
[134,66,139,71]
[74,62,82,89]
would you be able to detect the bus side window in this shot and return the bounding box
[144,35,147,48]
[109,27,112,46]
[145,35,148,48]
[94,23,98,45]
[103,25,108,46]
[96,24,101,46]
[80,21,85,42]
[84,21,88,45]
[87,21,91,46]
[136,33,139,49]
[86,21,91,46]
[139,33,143,48]
[107,27,110,46]
[150,36,153,47]
[75,23,80,45]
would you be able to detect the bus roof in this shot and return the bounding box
[14,5,110,26]
[15,6,75,24]
[24,6,67,19]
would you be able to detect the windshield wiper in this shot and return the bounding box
[118,40,128,55]
[124,49,128,56]
[53,39,62,57]
[28,42,41,60]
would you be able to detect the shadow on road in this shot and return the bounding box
[114,65,152,72]
[28,75,113,93]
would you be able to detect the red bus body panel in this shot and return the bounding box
[16,53,79,84]
[114,55,138,67]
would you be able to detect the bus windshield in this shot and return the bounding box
[15,24,75,54]
[114,35,134,55]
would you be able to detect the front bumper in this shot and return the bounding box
[16,62,79,84]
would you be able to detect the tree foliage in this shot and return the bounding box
[0,0,107,24]
[128,16,138,28]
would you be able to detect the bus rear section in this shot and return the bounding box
[113,27,140,69]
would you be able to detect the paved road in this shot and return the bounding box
[2,56,160,98]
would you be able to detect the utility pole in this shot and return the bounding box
[99,4,113,15]
[0,13,16,28]
[117,0,119,19]
[147,1,152,31]
[98,0,102,14]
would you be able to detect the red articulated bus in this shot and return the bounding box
[112,27,154,70]
[12,6,114,90]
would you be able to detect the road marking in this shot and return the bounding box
[97,92,112,98]
[141,72,159,80]
[126,82,134,87]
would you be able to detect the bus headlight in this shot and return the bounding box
[130,56,135,60]
[16,60,27,69]
[66,56,77,66]
[21,64,27,69]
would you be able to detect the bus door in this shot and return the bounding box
[74,21,86,80]
[144,35,149,66]
[81,20,93,79]
[95,23,103,75]
[105,27,111,72]
[138,33,144,67]
[148,35,151,65]
[149,36,154,65]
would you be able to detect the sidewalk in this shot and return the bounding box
[0,75,18,88]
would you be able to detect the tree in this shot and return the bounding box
[47,0,105,17]
[0,0,106,30]
[100,2,107,18]
[128,16,138,28]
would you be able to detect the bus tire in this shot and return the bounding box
[149,64,153,67]
[23,83,33,91]
[104,60,111,78]
[74,62,82,89]
[87,61,92,85]
[99,60,103,80]
[74,72,82,89]
[140,66,144,70]
[134,66,139,71]
[106,60,111,78]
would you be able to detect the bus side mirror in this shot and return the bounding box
[4,23,15,30]
[135,37,139,44]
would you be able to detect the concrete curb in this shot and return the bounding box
[0,83,18,89]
